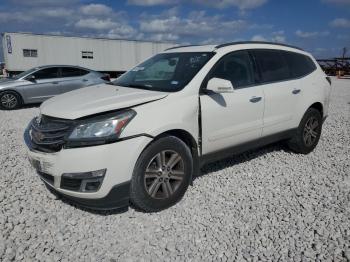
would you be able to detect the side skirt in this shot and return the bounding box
[199,129,297,167]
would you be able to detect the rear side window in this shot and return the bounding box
[283,51,316,78]
[209,50,255,88]
[32,68,59,80]
[253,49,290,83]
[60,67,89,77]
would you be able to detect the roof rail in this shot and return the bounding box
[165,45,201,51]
[215,41,304,51]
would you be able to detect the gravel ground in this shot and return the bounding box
[0,78,349,261]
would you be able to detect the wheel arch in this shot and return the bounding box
[0,89,24,104]
[308,102,323,118]
[0,89,24,107]
[150,129,200,178]
[154,129,198,154]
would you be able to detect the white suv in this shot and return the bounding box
[24,42,331,212]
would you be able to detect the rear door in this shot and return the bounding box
[23,67,60,102]
[252,49,300,136]
[201,50,264,154]
[58,67,91,93]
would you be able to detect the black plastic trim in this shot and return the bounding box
[165,44,200,51]
[215,41,304,51]
[199,129,296,166]
[323,116,328,123]
[198,96,203,156]
[38,172,54,185]
[46,181,131,211]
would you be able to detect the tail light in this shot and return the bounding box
[101,74,110,82]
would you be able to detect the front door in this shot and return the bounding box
[200,50,264,154]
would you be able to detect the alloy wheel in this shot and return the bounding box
[144,150,185,199]
[303,116,319,147]
[1,93,18,109]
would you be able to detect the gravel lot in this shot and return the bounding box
[0,78,349,261]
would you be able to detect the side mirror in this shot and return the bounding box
[26,75,36,82]
[206,77,234,93]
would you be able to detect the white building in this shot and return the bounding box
[1,32,174,77]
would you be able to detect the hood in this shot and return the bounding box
[40,83,168,119]
[0,78,12,83]
[0,78,23,89]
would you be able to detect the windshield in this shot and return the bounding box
[12,68,38,80]
[113,52,214,92]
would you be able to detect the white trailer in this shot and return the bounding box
[1,32,174,76]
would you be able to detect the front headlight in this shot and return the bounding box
[68,109,136,140]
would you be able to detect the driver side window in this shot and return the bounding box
[31,67,59,80]
[210,51,255,89]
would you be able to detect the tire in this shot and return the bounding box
[130,136,193,212]
[287,108,322,154]
[0,91,22,110]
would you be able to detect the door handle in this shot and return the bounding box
[250,96,262,103]
[52,81,59,84]
[82,79,88,82]
[292,89,301,94]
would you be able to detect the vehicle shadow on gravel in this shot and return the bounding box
[20,103,41,109]
[0,103,41,111]
[198,142,292,178]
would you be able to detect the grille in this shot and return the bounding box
[60,177,82,191]
[30,115,73,153]
[38,171,54,185]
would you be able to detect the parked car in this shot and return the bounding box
[24,42,331,212]
[0,65,110,109]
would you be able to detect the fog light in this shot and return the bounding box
[62,169,106,179]
[85,181,101,191]
[61,169,106,192]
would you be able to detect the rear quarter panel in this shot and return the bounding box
[292,67,330,128]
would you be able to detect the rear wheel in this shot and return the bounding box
[287,108,322,154]
[130,136,193,212]
[0,91,22,110]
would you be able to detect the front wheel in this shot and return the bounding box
[0,91,21,110]
[130,136,193,212]
[287,108,323,154]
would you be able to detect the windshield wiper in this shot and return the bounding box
[124,84,153,90]
[105,82,117,86]
[105,82,151,90]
